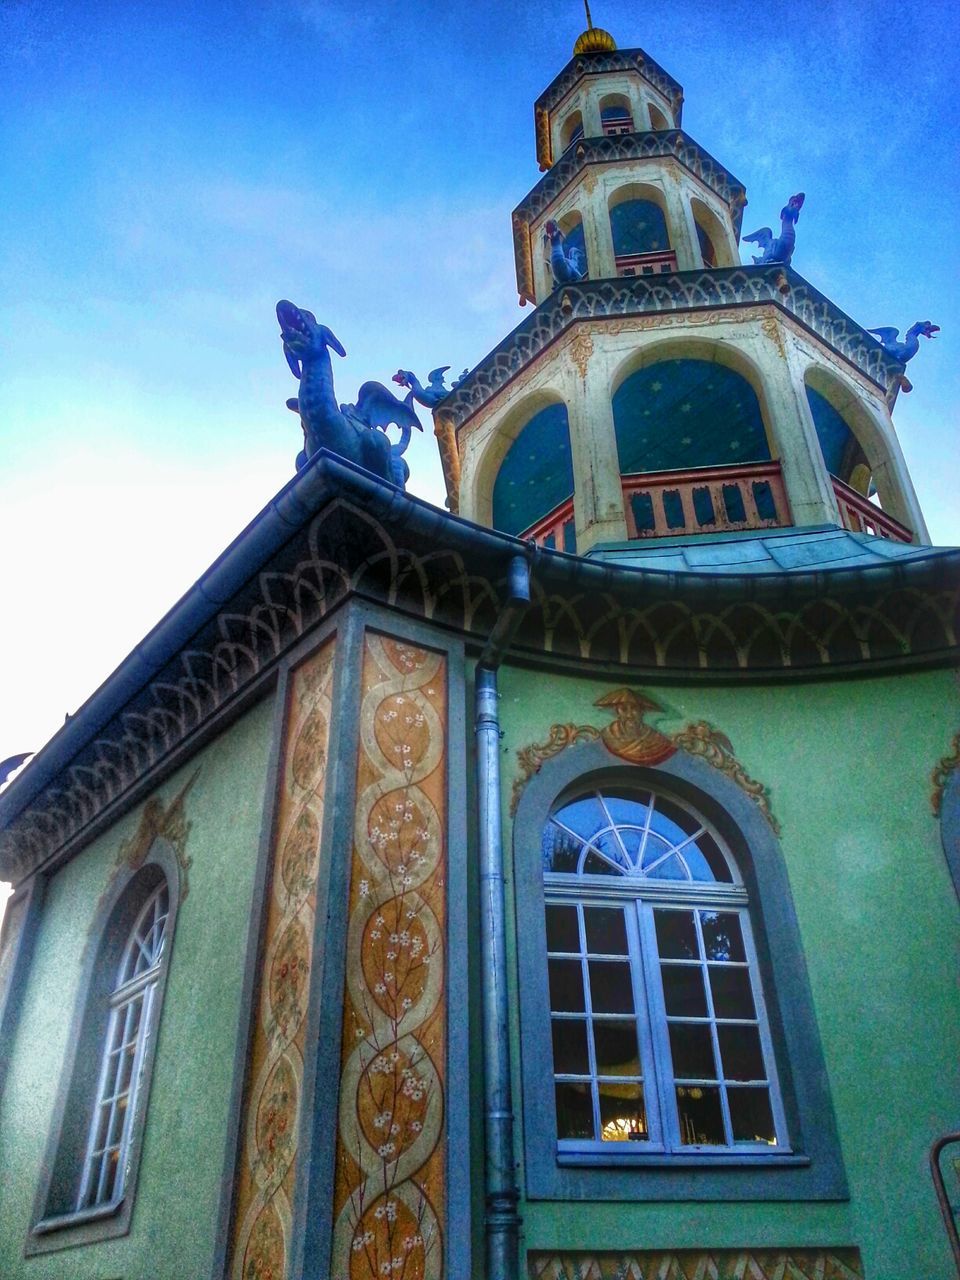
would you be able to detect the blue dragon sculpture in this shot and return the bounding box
[867,321,940,393]
[392,365,470,409]
[743,192,805,266]
[544,219,585,286]
[277,301,422,488]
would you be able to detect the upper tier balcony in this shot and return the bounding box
[517,463,912,553]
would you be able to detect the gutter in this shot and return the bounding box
[476,552,532,1280]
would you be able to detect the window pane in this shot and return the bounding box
[593,1020,639,1074]
[553,796,607,840]
[587,961,635,1014]
[696,831,732,882]
[582,850,622,877]
[676,1085,725,1145]
[717,1024,766,1081]
[599,1085,648,1141]
[728,1087,776,1143]
[555,1082,594,1139]
[700,911,745,962]
[543,825,583,874]
[552,1019,590,1074]
[646,852,686,881]
[583,907,628,955]
[592,831,630,872]
[546,905,579,953]
[655,910,699,959]
[548,959,585,1012]
[601,793,652,827]
[668,1023,717,1079]
[661,963,708,1017]
[709,966,756,1019]
[650,797,699,843]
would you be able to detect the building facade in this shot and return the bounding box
[1,20,959,1280]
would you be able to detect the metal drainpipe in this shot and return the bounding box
[476,553,530,1280]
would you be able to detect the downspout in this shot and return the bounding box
[476,552,531,1280]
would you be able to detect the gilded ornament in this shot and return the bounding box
[108,767,199,904]
[760,315,787,360]
[511,690,779,834]
[568,330,595,380]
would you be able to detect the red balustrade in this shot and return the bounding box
[622,462,791,539]
[602,114,634,136]
[831,476,912,542]
[521,496,576,553]
[615,249,678,277]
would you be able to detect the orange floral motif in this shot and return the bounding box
[229,640,336,1280]
[331,633,447,1280]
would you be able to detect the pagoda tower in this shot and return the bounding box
[433,16,929,560]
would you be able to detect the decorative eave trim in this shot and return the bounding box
[2,454,957,888]
[514,130,746,299]
[534,48,684,167]
[446,266,904,433]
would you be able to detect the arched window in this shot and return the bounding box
[77,881,169,1210]
[608,190,674,276]
[600,95,634,136]
[544,785,785,1152]
[513,740,847,1202]
[561,112,584,151]
[30,856,178,1251]
[491,403,575,550]
[649,103,670,131]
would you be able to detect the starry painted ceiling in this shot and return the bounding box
[492,402,574,536]
[609,199,669,257]
[613,358,772,475]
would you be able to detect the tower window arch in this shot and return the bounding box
[30,851,179,1251]
[608,187,674,276]
[491,402,575,550]
[560,111,584,152]
[599,94,634,136]
[544,784,785,1152]
[648,103,670,131]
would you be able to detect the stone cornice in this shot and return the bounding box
[1,455,957,888]
[439,266,904,434]
[514,131,746,301]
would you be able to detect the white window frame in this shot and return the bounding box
[76,881,169,1212]
[544,787,789,1159]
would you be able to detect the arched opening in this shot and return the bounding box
[561,111,585,152]
[649,103,670,131]
[691,198,733,269]
[803,371,913,541]
[608,185,676,277]
[600,94,634,136]
[612,353,788,538]
[492,402,575,551]
[542,211,588,291]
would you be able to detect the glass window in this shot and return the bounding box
[77,881,169,1210]
[543,787,786,1155]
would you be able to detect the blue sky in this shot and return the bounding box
[1,0,958,768]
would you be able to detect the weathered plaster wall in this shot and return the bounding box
[0,694,275,1280]
[495,663,960,1280]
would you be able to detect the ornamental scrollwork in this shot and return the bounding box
[931,729,960,817]
[510,688,779,834]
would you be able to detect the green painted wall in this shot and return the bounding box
[0,694,275,1280]
[495,664,960,1280]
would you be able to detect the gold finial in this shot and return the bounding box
[574,1,616,54]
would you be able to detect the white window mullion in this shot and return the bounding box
[694,909,734,1147]
[635,901,677,1150]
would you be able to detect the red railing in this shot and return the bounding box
[602,115,634,136]
[622,462,791,539]
[521,496,576,552]
[615,249,678,277]
[831,476,912,542]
